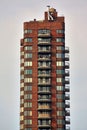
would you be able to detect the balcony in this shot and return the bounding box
[38,98,51,102]
[38,57,51,61]
[65,118,70,124]
[38,124,51,128]
[38,90,51,94]
[65,62,69,69]
[38,49,51,53]
[65,70,69,76]
[38,40,51,46]
[38,114,51,119]
[38,32,51,38]
[38,105,51,110]
[38,73,51,77]
[65,78,70,84]
[65,110,70,116]
[66,126,70,130]
[65,54,69,61]
[65,94,70,100]
[65,47,69,53]
[38,81,51,86]
[38,65,51,70]
[65,101,70,108]
[65,86,70,92]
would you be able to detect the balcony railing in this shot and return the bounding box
[65,54,69,61]
[65,101,70,108]
[65,94,70,100]
[38,105,51,110]
[38,114,51,119]
[65,118,70,124]
[38,33,51,38]
[65,110,70,116]
[38,123,51,128]
[38,40,51,45]
[65,70,69,76]
[38,57,51,61]
[38,49,51,53]
[65,78,70,84]
[65,86,70,92]
[65,62,70,69]
[38,97,51,102]
[38,65,51,69]
[38,73,51,77]
[66,126,70,130]
[38,90,51,94]
[38,81,51,85]
[65,47,69,53]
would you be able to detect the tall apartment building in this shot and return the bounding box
[20,7,70,130]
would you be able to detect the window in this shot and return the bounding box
[20,116,24,121]
[21,75,24,80]
[56,78,62,82]
[21,83,24,88]
[38,38,51,42]
[20,91,24,96]
[20,99,24,104]
[24,61,32,66]
[24,128,32,130]
[21,59,24,64]
[57,128,64,130]
[24,111,32,116]
[56,53,64,58]
[24,86,32,91]
[24,94,32,99]
[57,111,65,116]
[56,29,64,34]
[21,51,24,56]
[24,38,32,42]
[24,29,32,34]
[56,46,64,50]
[56,70,65,74]
[56,102,65,108]
[24,78,32,83]
[24,46,32,50]
[56,94,65,99]
[56,61,64,66]
[20,66,24,71]
[20,107,24,112]
[25,69,32,75]
[24,119,32,125]
[24,102,32,108]
[38,29,50,34]
[57,119,64,125]
[24,53,32,58]
[56,86,64,91]
[20,124,24,129]
[56,38,64,42]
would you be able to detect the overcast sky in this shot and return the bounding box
[0,0,87,130]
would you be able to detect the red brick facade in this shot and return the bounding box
[20,8,70,130]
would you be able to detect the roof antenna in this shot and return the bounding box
[47,5,50,20]
[47,5,54,21]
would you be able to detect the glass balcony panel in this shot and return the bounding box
[65,110,70,116]
[65,78,70,84]
[66,126,70,130]
[38,113,51,118]
[65,70,69,76]
[65,62,69,68]
[38,38,51,45]
[65,85,70,92]
[65,101,70,108]
[38,105,51,110]
[65,47,69,53]
[65,118,70,124]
